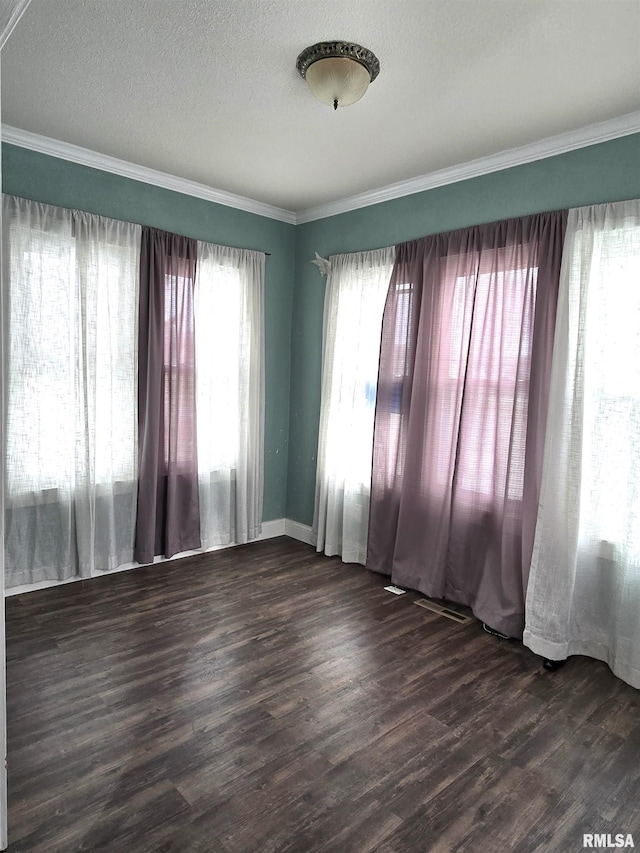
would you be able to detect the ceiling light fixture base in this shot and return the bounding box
[296,41,380,81]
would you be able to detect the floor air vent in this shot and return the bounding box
[414,599,471,624]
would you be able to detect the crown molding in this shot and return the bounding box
[296,111,640,224]
[1,125,297,224]
[3,112,639,227]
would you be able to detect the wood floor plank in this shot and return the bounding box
[5,536,640,851]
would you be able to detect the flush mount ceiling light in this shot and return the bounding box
[296,41,380,110]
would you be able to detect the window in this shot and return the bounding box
[194,254,244,474]
[194,243,265,548]
[425,250,538,504]
[161,257,198,472]
[523,200,640,688]
[447,262,537,502]
[6,221,76,497]
[313,248,396,563]
[3,196,141,583]
[579,222,640,550]
[5,207,139,500]
[4,197,264,581]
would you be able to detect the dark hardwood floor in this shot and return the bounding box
[5,537,640,852]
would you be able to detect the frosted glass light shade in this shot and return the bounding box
[305,57,371,109]
[296,42,380,110]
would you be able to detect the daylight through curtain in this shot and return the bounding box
[312,248,395,563]
[524,200,640,688]
[195,242,265,548]
[3,196,140,585]
[3,197,266,585]
[368,212,566,638]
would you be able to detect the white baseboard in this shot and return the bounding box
[284,519,315,545]
[5,517,310,596]
[259,518,287,539]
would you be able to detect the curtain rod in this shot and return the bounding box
[2,193,272,255]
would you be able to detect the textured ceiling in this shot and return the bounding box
[2,0,640,213]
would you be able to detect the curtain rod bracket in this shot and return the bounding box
[311,253,331,276]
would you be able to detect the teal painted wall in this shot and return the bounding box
[5,134,640,529]
[286,132,640,525]
[2,144,295,521]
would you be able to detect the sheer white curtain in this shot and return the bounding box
[313,247,395,563]
[3,196,140,585]
[524,199,640,688]
[194,242,264,548]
